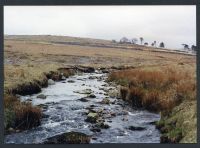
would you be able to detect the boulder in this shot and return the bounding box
[43,131,91,144]
[48,79,55,85]
[85,113,98,123]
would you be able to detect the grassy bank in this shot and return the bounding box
[108,65,196,143]
[4,64,74,133]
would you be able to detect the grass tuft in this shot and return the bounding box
[4,94,42,131]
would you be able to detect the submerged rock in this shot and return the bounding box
[88,76,97,79]
[48,79,55,85]
[37,94,46,99]
[95,122,110,129]
[67,80,75,83]
[128,126,146,131]
[100,98,110,105]
[90,128,101,133]
[87,94,96,98]
[74,89,93,95]
[78,97,89,102]
[61,76,66,80]
[43,131,91,144]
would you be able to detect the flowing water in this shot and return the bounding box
[5,71,160,144]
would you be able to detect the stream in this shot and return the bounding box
[5,71,160,143]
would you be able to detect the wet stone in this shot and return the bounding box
[74,89,93,95]
[78,97,89,102]
[96,122,110,129]
[89,104,97,108]
[90,128,101,133]
[85,113,99,123]
[61,76,66,80]
[99,98,110,105]
[48,79,55,85]
[88,76,97,79]
[87,94,96,98]
[37,94,46,99]
[67,80,75,83]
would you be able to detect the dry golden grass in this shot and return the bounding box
[108,66,196,112]
[4,38,196,68]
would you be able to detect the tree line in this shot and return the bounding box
[112,37,197,52]
[112,37,165,48]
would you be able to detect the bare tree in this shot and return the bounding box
[191,45,197,51]
[159,42,165,48]
[154,41,157,47]
[112,39,116,43]
[140,37,144,45]
[131,38,138,44]
[182,44,189,50]
[120,37,129,44]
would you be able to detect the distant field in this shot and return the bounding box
[4,35,196,68]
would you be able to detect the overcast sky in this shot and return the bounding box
[4,6,196,49]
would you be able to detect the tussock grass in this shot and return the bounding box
[108,66,196,112]
[4,94,42,130]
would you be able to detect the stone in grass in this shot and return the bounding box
[43,131,91,144]
[85,113,99,123]
[37,94,46,99]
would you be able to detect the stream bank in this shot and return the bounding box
[5,69,160,144]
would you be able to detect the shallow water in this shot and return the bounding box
[5,72,160,144]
